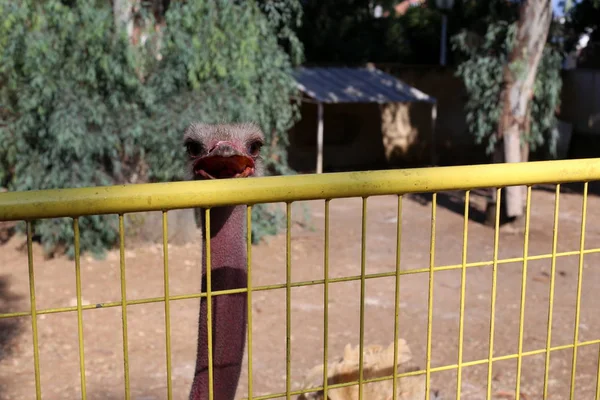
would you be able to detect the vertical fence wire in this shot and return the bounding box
[162,212,173,400]
[486,188,502,400]
[27,221,42,400]
[204,209,215,400]
[456,191,470,399]
[570,182,589,399]
[119,215,131,400]
[358,197,368,400]
[392,195,403,400]
[247,205,254,400]
[323,200,330,400]
[515,186,533,399]
[286,202,292,400]
[426,193,437,399]
[596,329,600,398]
[73,218,87,400]
[543,185,561,399]
[597,355,600,400]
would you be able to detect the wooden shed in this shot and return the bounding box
[288,66,437,173]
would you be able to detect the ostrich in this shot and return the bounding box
[183,122,265,400]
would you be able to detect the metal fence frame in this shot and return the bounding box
[2,158,600,400]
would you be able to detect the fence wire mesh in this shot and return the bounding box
[1,159,600,400]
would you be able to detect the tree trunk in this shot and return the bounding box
[498,0,552,218]
[112,0,167,73]
[113,0,137,40]
[485,146,505,227]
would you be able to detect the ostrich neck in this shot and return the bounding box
[190,205,248,400]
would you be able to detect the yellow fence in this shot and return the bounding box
[1,158,600,400]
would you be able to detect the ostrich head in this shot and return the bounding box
[183,122,265,180]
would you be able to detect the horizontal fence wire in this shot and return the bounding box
[4,248,600,320]
[1,159,600,400]
[240,338,600,400]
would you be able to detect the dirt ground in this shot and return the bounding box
[1,185,600,400]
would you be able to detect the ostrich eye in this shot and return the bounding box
[247,140,263,157]
[185,141,203,157]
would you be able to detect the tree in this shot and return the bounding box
[499,0,553,218]
[452,0,562,221]
[0,0,303,258]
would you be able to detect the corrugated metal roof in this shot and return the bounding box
[293,67,436,104]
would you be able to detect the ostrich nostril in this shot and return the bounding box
[208,141,241,157]
[209,141,233,153]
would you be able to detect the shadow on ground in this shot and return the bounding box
[409,181,600,226]
[408,190,489,224]
[534,181,600,197]
[0,275,24,397]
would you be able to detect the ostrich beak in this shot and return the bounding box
[193,142,255,179]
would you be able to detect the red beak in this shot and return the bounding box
[193,142,255,179]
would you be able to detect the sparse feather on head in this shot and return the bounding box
[183,122,265,180]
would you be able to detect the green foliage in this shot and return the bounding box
[530,48,562,156]
[256,0,304,66]
[451,3,563,157]
[0,1,153,257]
[0,0,303,257]
[452,22,514,155]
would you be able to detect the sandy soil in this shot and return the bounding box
[1,185,600,400]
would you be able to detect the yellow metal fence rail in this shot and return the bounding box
[1,158,600,400]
